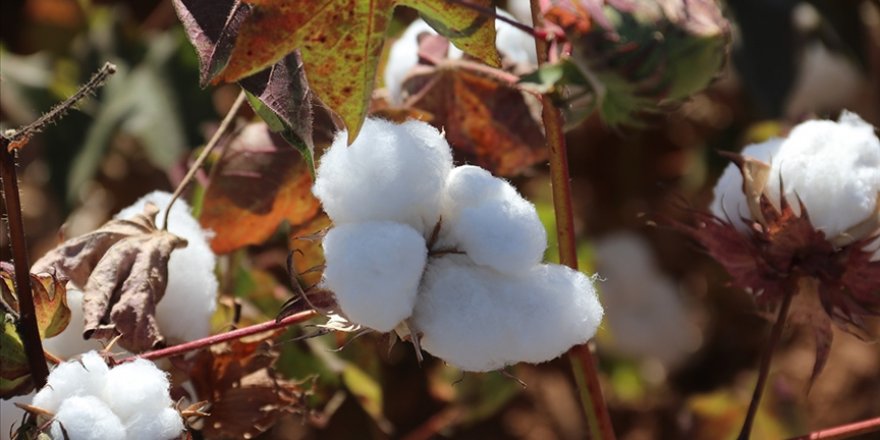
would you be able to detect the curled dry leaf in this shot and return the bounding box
[189,332,306,439]
[31,203,188,352]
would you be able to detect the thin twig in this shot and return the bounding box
[528,1,615,439]
[119,310,317,363]
[0,141,50,388]
[3,63,117,150]
[786,416,880,440]
[162,90,247,230]
[737,281,797,440]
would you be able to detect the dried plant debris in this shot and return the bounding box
[31,203,188,352]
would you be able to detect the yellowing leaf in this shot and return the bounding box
[1,314,32,398]
[200,123,320,254]
[0,266,71,340]
[211,0,499,140]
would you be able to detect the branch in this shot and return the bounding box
[527,1,615,439]
[119,310,317,363]
[787,416,880,440]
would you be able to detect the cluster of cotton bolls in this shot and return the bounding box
[312,118,603,372]
[711,111,880,249]
[383,2,538,104]
[26,351,183,440]
[593,232,700,368]
[42,191,218,359]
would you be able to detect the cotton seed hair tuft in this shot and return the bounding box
[312,118,604,371]
[30,351,184,440]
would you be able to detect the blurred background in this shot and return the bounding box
[1,0,879,439]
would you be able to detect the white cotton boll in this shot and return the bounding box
[101,359,175,422]
[495,9,538,66]
[412,256,602,372]
[31,351,109,413]
[440,165,546,274]
[322,221,428,332]
[312,118,453,233]
[710,138,783,233]
[124,407,185,440]
[42,286,113,358]
[507,0,534,26]
[594,233,700,366]
[767,112,880,239]
[49,396,126,440]
[115,191,218,343]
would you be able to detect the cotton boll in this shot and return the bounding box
[413,256,602,371]
[495,9,538,66]
[101,359,175,422]
[42,286,113,358]
[32,351,110,413]
[124,407,185,440]
[384,20,463,104]
[767,112,880,239]
[710,138,783,233]
[49,396,126,440]
[441,165,546,274]
[115,191,218,343]
[313,119,453,233]
[322,221,428,332]
[507,0,534,26]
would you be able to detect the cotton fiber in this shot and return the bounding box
[710,138,782,233]
[313,118,453,233]
[322,221,428,332]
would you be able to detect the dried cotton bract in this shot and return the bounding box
[313,118,604,371]
[30,351,183,440]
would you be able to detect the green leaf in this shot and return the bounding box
[1,314,33,398]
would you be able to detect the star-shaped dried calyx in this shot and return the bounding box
[32,203,188,352]
[680,154,880,383]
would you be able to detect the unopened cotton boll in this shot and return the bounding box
[440,165,546,274]
[31,351,183,440]
[322,221,428,332]
[115,191,218,343]
[766,112,880,239]
[710,138,782,233]
[412,256,602,372]
[313,118,453,233]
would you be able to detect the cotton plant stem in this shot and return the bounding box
[787,416,880,440]
[528,1,615,439]
[120,310,317,363]
[163,90,247,230]
[737,283,796,440]
[0,141,50,388]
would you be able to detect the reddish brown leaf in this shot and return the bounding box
[400,63,547,176]
[200,122,320,254]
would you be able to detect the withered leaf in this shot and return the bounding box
[189,332,305,439]
[399,59,547,176]
[32,204,188,352]
[201,122,320,254]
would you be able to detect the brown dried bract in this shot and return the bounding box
[31,203,187,352]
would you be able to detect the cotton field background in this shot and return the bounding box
[0,0,879,439]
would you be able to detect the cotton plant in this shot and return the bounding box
[311,118,603,372]
[383,8,538,104]
[37,191,218,358]
[690,110,880,384]
[20,351,184,440]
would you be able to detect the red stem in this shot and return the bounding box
[120,310,317,363]
[1,140,50,388]
[527,1,615,439]
[786,416,880,440]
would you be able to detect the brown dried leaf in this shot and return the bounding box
[189,332,305,439]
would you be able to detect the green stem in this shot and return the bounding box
[737,281,796,440]
[528,1,615,439]
[0,140,50,388]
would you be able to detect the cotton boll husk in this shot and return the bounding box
[594,233,700,366]
[49,396,127,440]
[440,165,546,274]
[313,118,453,233]
[100,358,175,422]
[412,256,603,372]
[767,112,880,239]
[322,221,428,332]
[31,351,110,412]
[115,191,218,343]
[710,138,783,233]
[124,407,185,440]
